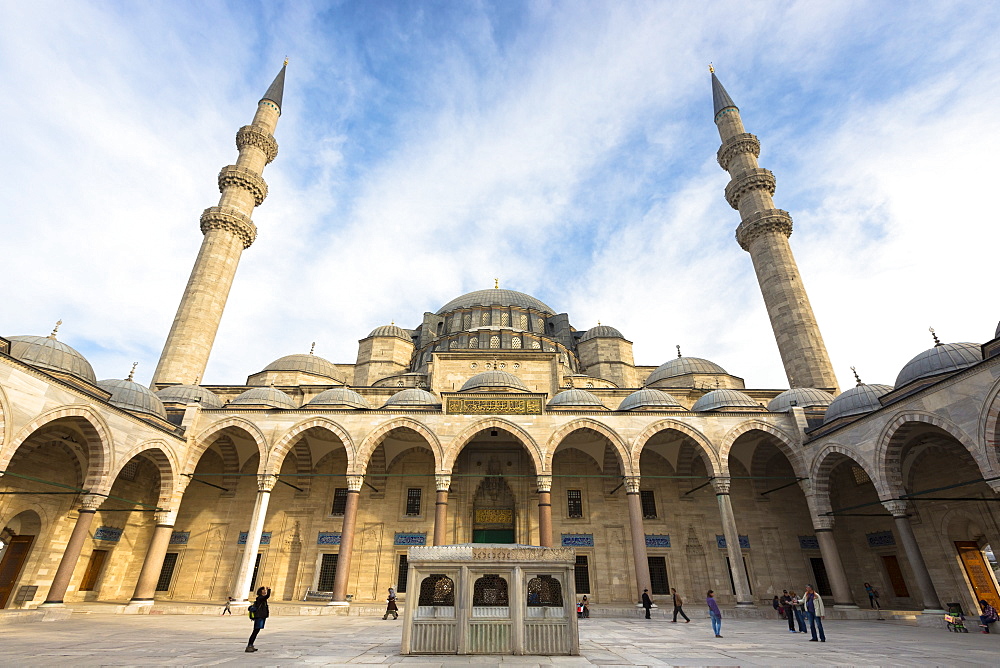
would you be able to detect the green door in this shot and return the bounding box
[473,529,515,543]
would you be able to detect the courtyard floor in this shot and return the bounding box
[0,611,996,666]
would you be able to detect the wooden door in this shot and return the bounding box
[881,555,910,597]
[955,541,1000,610]
[79,550,108,591]
[0,535,35,608]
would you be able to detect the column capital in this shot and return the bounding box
[154,509,178,525]
[536,475,553,493]
[257,474,278,492]
[435,474,452,492]
[882,499,910,517]
[712,477,732,495]
[812,515,835,531]
[624,476,641,494]
[346,475,364,492]
[80,493,105,511]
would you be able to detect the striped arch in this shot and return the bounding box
[978,376,1000,481]
[213,435,242,497]
[630,419,720,477]
[102,439,178,507]
[0,383,9,449]
[357,417,442,475]
[187,417,269,476]
[268,417,356,476]
[289,440,314,495]
[443,418,541,473]
[5,404,113,490]
[387,445,435,473]
[809,444,883,515]
[718,420,805,478]
[7,439,84,491]
[543,418,630,474]
[876,411,992,497]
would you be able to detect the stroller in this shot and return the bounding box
[944,603,969,633]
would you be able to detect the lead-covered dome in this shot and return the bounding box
[436,289,554,315]
[579,325,625,343]
[895,342,981,388]
[384,388,441,408]
[155,384,224,409]
[368,324,412,340]
[767,388,835,413]
[305,387,369,409]
[97,378,167,418]
[263,353,342,380]
[460,370,529,392]
[646,357,727,385]
[548,389,605,408]
[691,389,760,412]
[823,384,893,424]
[618,388,682,411]
[8,335,97,383]
[231,386,298,409]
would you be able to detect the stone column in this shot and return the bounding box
[41,494,104,606]
[433,474,451,546]
[625,476,652,596]
[537,475,553,548]
[129,510,178,603]
[883,500,944,612]
[813,516,856,607]
[231,474,276,601]
[714,478,753,606]
[331,475,363,602]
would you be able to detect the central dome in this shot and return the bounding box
[436,289,554,315]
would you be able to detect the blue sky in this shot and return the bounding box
[2,0,999,390]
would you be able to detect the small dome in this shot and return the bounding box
[823,384,893,424]
[548,389,605,408]
[155,384,224,409]
[460,370,529,392]
[384,388,441,408]
[305,387,370,409]
[895,342,981,388]
[646,357,727,385]
[579,325,625,343]
[8,335,97,383]
[618,388,683,411]
[263,353,343,380]
[691,389,760,412]
[767,388,835,413]
[368,324,412,341]
[436,289,554,315]
[97,378,167,418]
[231,386,298,409]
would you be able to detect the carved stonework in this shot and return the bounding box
[436,474,452,492]
[346,475,364,492]
[80,493,105,511]
[812,515,835,531]
[405,544,574,562]
[217,164,269,206]
[258,474,278,492]
[624,476,641,494]
[154,509,178,525]
[735,208,793,250]
[200,206,257,249]
[712,477,732,495]
[882,500,910,518]
[235,125,278,164]
[717,132,761,171]
[724,167,776,210]
[536,475,552,493]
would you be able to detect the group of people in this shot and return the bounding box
[773,586,826,641]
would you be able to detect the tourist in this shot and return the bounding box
[246,586,270,653]
[788,591,807,633]
[580,595,590,618]
[671,588,690,623]
[706,590,722,637]
[804,585,825,642]
[641,588,653,619]
[864,582,878,609]
[772,595,782,618]
[222,596,233,615]
[979,599,999,633]
[383,587,399,620]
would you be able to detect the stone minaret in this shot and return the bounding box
[712,68,839,393]
[151,63,286,388]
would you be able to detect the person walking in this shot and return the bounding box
[641,588,653,619]
[222,596,233,615]
[246,586,270,653]
[781,591,796,632]
[864,582,878,609]
[804,585,826,642]
[671,588,690,623]
[383,587,399,620]
[706,590,723,638]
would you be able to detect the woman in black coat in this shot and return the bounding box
[246,586,271,652]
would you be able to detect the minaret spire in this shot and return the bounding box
[151,63,287,388]
[712,70,839,393]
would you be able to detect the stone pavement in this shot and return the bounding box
[0,611,996,666]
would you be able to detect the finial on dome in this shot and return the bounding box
[929,326,941,347]
[851,366,862,386]
[49,319,63,339]
[284,56,289,67]
[309,341,316,355]
[391,320,395,326]
[127,362,138,382]
[709,63,715,74]
[676,344,682,359]
[194,375,201,385]
[494,278,499,289]
[597,320,601,326]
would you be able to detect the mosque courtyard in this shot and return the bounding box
[0,611,996,666]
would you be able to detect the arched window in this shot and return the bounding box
[473,574,509,606]
[512,337,522,349]
[482,312,490,325]
[418,574,455,606]
[470,337,479,349]
[501,312,510,326]
[519,314,528,330]
[535,318,544,331]
[490,335,500,349]
[526,575,563,607]
[531,340,541,350]
[437,322,444,335]
[464,314,472,329]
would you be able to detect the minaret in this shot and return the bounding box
[712,67,839,392]
[151,63,286,388]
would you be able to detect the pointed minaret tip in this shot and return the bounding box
[261,61,287,112]
[710,67,737,119]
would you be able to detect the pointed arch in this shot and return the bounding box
[101,440,178,506]
[543,418,629,474]
[809,444,883,515]
[356,417,442,474]
[5,404,113,489]
[978,376,1000,479]
[718,420,805,478]
[443,417,541,472]
[0,383,9,449]
[187,417,269,476]
[631,419,720,477]
[268,417,356,475]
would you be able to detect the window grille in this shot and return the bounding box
[490,335,500,349]
[526,575,564,606]
[155,552,178,591]
[396,554,409,593]
[531,340,541,349]
[418,574,455,606]
[519,314,527,329]
[331,488,348,515]
[512,337,522,349]
[405,488,422,516]
[501,312,510,326]
[464,314,472,328]
[473,574,509,606]
[648,556,669,595]
[567,490,583,518]
[317,553,338,591]
[574,556,590,594]
[482,312,490,325]
[469,336,479,348]
[640,490,657,519]
[536,318,544,331]
[119,460,140,481]
[851,466,870,485]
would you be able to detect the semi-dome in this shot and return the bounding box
[548,389,605,408]
[767,387,835,413]
[579,325,625,343]
[823,384,893,424]
[384,388,441,408]
[691,389,760,412]
[305,387,369,409]
[263,353,343,380]
[368,324,412,340]
[646,356,727,385]
[8,335,97,383]
[97,378,167,418]
[618,388,683,411]
[460,370,529,392]
[895,342,981,388]
[155,384,224,409]
[231,386,298,409]
[436,289,554,315]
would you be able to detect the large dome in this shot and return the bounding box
[8,335,97,383]
[767,388,835,413]
[823,384,893,424]
[155,384,224,409]
[436,289,554,315]
[97,378,167,418]
[460,370,529,392]
[691,389,760,412]
[895,342,981,388]
[263,353,343,381]
[384,388,441,408]
[231,386,298,409]
[579,325,625,343]
[306,387,369,409]
[618,388,682,411]
[646,357,727,385]
[548,389,605,408]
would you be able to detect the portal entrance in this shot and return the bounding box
[472,458,516,543]
[955,541,1000,610]
[0,511,41,609]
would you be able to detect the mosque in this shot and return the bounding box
[1,63,998,620]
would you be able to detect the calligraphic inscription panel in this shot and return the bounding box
[475,508,514,525]
[447,397,543,415]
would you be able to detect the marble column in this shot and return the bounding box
[130,509,178,603]
[433,474,451,546]
[883,500,944,612]
[41,493,104,606]
[331,475,363,602]
[812,516,856,607]
[625,476,652,596]
[537,475,553,548]
[714,478,753,605]
[231,474,276,601]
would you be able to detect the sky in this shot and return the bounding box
[2,0,999,391]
